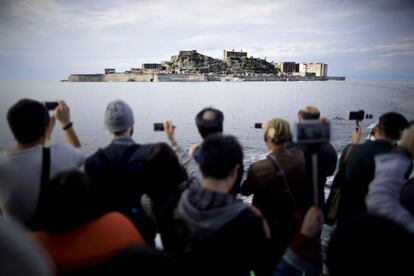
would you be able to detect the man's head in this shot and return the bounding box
[263,118,291,145]
[195,107,224,139]
[298,106,320,122]
[199,134,243,182]
[374,112,408,141]
[7,99,49,144]
[104,100,134,136]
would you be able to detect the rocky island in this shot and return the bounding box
[65,49,345,82]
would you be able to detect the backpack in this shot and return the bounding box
[85,143,150,211]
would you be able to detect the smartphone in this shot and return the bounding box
[348,110,365,121]
[153,123,164,131]
[254,123,262,129]
[43,101,59,110]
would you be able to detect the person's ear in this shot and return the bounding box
[229,164,240,179]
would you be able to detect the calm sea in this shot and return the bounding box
[0,80,413,166]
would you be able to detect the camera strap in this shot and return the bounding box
[267,154,300,216]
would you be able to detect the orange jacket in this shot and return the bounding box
[33,212,145,273]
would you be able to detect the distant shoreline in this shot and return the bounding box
[63,73,345,82]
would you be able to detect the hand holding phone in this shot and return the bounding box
[43,101,59,111]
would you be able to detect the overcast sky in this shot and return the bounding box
[0,0,413,80]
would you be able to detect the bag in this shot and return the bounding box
[324,145,353,225]
[85,143,149,209]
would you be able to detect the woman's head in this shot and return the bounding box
[263,118,291,145]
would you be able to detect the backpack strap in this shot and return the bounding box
[340,145,354,167]
[40,147,51,189]
[28,147,50,229]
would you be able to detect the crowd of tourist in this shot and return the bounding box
[0,98,413,275]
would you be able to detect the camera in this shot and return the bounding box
[254,123,262,129]
[43,101,59,110]
[153,123,164,131]
[292,121,330,144]
[348,110,373,121]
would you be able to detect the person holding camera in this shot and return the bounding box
[337,112,408,221]
[84,100,152,236]
[0,99,84,226]
[288,106,337,211]
[241,118,306,264]
[189,107,243,195]
[366,123,414,233]
[189,107,224,161]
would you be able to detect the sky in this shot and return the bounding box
[0,0,413,80]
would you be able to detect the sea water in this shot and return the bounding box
[0,80,413,166]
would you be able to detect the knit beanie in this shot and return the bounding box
[104,100,134,132]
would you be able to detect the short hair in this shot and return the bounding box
[143,143,187,202]
[298,106,320,120]
[195,107,224,139]
[378,112,408,140]
[32,170,98,231]
[7,99,49,144]
[199,134,243,179]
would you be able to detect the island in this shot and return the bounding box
[64,49,345,82]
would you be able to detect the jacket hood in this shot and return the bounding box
[177,188,248,239]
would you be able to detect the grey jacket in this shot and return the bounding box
[366,153,414,233]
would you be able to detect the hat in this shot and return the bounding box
[104,100,134,132]
[263,118,291,144]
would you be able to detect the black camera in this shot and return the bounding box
[348,110,373,121]
[43,101,59,111]
[292,121,330,144]
[254,123,262,129]
[153,123,164,131]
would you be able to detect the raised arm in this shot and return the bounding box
[164,120,202,186]
[55,100,81,148]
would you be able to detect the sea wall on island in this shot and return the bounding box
[68,74,105,82]
[67,73,207,82]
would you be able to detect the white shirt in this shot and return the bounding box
[0,143,85,223]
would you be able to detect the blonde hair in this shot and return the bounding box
[263,118,291,144]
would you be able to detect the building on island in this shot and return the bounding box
[306,63,328,77]
[223,49,248,62]
[179,50,197,56]
[131,68,143,73]
[142,63,161,73]
[105,68,116,74]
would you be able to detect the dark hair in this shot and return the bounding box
[195,107,224,139]
[199,134,243,179]
[143,143,187,203]
[378,112,408,140]
[327,214,413,276]
[33,170,99,231]
[7,99,49,144]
